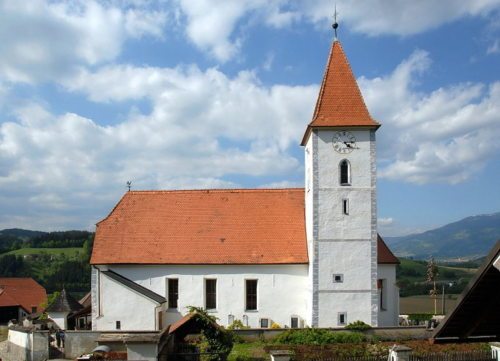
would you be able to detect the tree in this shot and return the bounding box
[427,256,439,314]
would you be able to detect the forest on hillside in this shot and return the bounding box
[0,230,93,294]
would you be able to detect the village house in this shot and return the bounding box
[0,277,47,324]
[90,38,400,331]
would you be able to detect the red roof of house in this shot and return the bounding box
[0,278,47,312]
[92,189,398,266]
[91,189,308,265]
[302,41,379,145]
[377,235,400,264]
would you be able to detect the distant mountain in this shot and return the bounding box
[384,212,500,260]
[0,228,46,239]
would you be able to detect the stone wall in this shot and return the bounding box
[6,328,49,361]
[64,330,102,358]
[233,326,429,342]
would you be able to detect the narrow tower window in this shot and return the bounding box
[339,160,351,185]
[342,199,349,215]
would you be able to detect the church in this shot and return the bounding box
[90,36,400,331]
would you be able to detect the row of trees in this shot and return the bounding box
[0,231,93,253]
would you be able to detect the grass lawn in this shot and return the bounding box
[400,295,460,314]
[4,247,83,258]
[228,342,267,361]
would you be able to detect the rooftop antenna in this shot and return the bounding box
[126,181,132,192]
[332,3,339,41]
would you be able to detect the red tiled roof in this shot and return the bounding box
[0,278,47,312]
[92,189,399,266]
[302,41,379,145]
[377,235,400,264]
[91,189,308,265]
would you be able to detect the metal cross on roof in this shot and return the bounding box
[332,4,339,40]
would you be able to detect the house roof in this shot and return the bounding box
[0,278,47,312]
[377,235,400,264]
[45,289,83,313]
[301,40,379,145]
[91,189,308,265]
[432,240,500,342]
[102,269,166,304]
[92,188,397,267]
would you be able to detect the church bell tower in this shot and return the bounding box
[302,36,381,327]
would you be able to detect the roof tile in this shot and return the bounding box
[302,41,379,145]
[0,278,47,312]
[91,189,308,265]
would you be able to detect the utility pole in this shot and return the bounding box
[441,284,445,315]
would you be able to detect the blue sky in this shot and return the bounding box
[0,1,499,236]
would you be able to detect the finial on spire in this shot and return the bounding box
[332,4,339,40]
[126,181,132,192]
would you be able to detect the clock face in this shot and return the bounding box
[332,131,356,154]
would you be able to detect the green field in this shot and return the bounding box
[3,247,83,258]
[400,295,460,314]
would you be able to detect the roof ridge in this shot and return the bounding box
[126,188,304,194]
[311,39,336,122]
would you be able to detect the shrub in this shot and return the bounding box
[227,319,250,330]
[408,313,433,322]
[345,320,372,331]
[270,322,281,329]
[274,328,366,345]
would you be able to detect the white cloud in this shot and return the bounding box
[170,1,500,61]
[0,0,167,84]
[378,217,394,227]
[359,51,500,184]
[0,65,317,229]
[302,0,500,36]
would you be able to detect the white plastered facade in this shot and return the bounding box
[92,264,309,331]
[304,129,379,327]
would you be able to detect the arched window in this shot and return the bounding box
[339,159,351,185]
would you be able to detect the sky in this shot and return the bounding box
[0,0,499,236]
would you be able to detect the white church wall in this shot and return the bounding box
[318,292,372,327]
[317,189,372,239]
[318,241,371,290]
[316,130,373,189]
[377,264,399,326]
[104,264,309,329]
[307,128,378,326]
[95,271,158,331]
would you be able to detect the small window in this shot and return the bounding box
[116,321,121,330]
[228,314,235,325]
[246,280,258,311]
[378,279,387,311]
[338,312,347,326]
[260,318,269,328]
[167,278,179,309]
[333,274,344,283]
[31,306,37,313]
[205,279,217,310]
[339,160,351,185]
[291,316,299,328]
[342,199,349,215]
